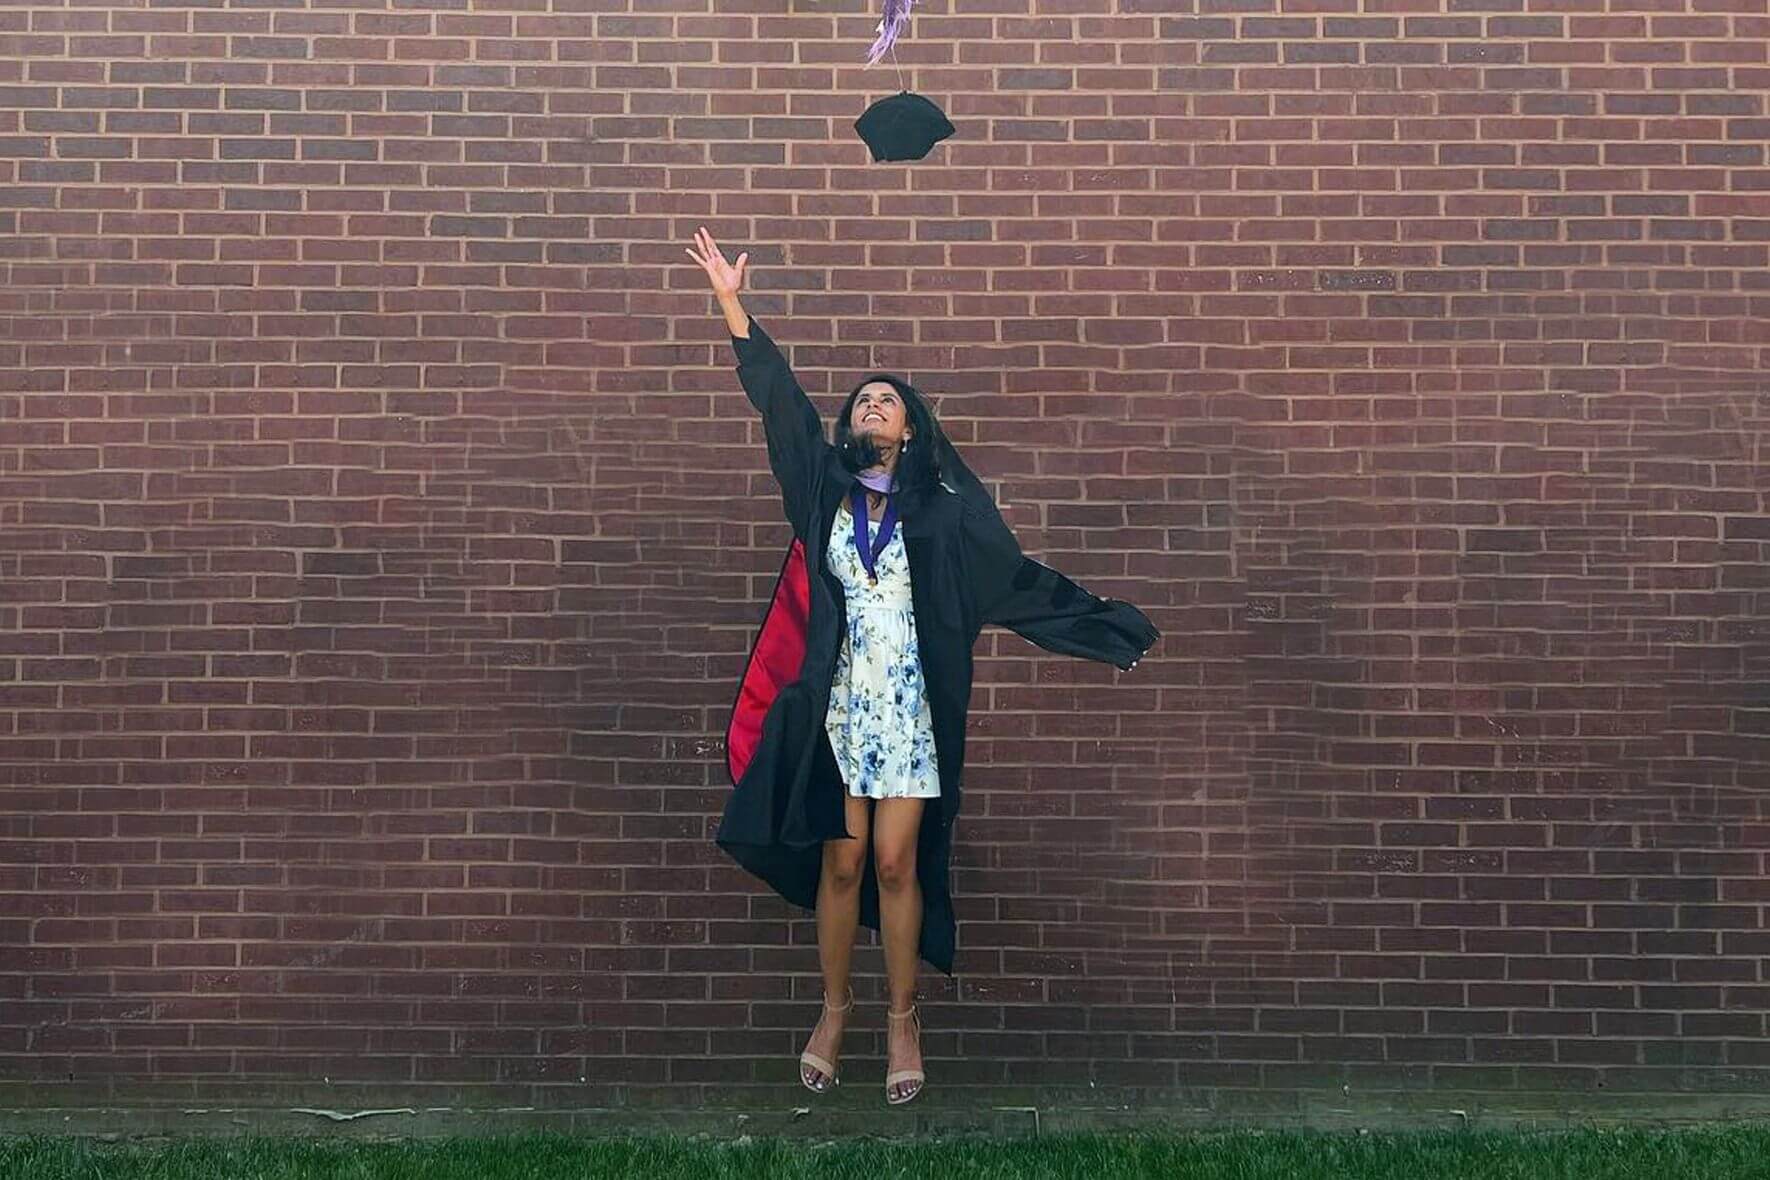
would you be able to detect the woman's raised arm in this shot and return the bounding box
[686,227,753,338]
[686,227,830,538]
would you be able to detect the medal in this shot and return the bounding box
[850,482,897,585]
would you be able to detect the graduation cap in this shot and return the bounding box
[854,90,954,163]
[853,0,952,162]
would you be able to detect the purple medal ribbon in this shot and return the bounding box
[850,476,898,584]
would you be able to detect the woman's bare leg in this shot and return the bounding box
[802,792,870,1089]
[872,797,925,1101]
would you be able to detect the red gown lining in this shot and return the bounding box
[726,539,810,786]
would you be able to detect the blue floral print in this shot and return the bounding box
[823,500,941,800]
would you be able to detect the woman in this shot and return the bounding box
[686,228,1160,1105]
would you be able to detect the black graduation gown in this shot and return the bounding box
[715,317,1161,975]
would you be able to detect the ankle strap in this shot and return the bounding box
[887,1004,917,1020]
[825,987,854,1013]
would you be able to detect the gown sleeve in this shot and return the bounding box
[731,316,830,539]
[960,496,1160,672]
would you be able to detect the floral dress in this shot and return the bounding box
[823,498,941,800]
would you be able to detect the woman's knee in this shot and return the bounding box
[824,842,867,890]
[873,845,917,892]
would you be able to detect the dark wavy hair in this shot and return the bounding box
[833,374,949,516]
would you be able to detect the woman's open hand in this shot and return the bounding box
[686,227,749,299]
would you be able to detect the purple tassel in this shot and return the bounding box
[865,0,914,66]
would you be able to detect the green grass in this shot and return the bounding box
[8,1127,1770,1179]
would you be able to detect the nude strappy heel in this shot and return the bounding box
[799,987,853,1093]
[885,1004,925,1105]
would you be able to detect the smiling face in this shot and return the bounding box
[849,380,912,454]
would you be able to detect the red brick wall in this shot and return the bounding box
[3,0,1769,1115]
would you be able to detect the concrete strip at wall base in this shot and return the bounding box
[10,1090,1770,1140]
